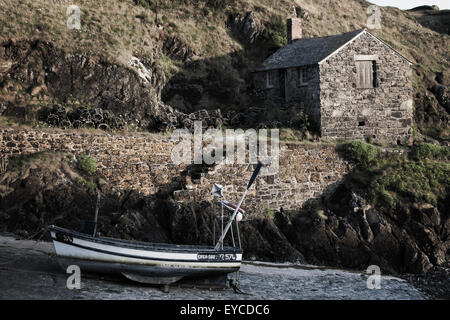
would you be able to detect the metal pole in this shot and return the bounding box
[212,202,215,246]
[214,189,248,250]
[214,161,263,251]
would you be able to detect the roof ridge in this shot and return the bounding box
[293,29,365,42]
[254,29,366,72]
[254,28,411,72]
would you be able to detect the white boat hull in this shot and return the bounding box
[49,226,242,284]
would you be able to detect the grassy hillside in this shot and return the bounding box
[0,0,449,140]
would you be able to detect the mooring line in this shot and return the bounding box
[0,226,49,265]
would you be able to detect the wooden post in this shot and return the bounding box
[93,190,101,237]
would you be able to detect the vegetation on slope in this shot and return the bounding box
[0,0,449,138]
[339,141,450,214]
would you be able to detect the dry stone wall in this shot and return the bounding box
[0,128,351,216]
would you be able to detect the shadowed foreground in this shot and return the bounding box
[0,235,426,300]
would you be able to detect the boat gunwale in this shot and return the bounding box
[49,225,242,254]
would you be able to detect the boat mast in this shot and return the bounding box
[214,161,263,250]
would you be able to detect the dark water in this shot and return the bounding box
[0,236,427,300]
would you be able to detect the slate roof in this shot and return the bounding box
[254,29,366,72]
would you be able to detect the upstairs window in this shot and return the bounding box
[298,68,308,86]
[356,59,377,89]
[266,71,274,88]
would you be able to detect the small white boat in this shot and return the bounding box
[49,225,242,285]
[49,161,263,288]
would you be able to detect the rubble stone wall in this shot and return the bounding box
[0,128,351,216]
[252,32,413,144]
[319,32,414,144]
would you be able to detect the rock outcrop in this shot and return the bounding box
[227,12,263,44]
[431,84,450,113]
[0,39,179,131]
[0,39,231,132]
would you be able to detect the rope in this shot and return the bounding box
[0,225,50,265]
[229,217,250,295]
[230,218,236,248]
[236,220,242,250]
[229,277,252,295]
[221,202,224,250]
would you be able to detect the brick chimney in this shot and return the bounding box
[287,18,302,43]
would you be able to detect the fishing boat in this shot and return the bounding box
[49,161,263,289]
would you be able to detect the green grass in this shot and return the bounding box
[347,146,449,212]
[409,143,450,161]
[85,180,97,191]
[76,155,97,175]
[264,207,274,219]
[0,158,8,175]
[75,177,97,191]
[6,152,48,171]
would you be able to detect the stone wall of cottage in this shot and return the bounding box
[252,66,321,125]
[319,32,414,144]
[0,128,351,216]
[284,65,321,124]
[252,70,283,104]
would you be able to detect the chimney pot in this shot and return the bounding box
[287,18,302,43]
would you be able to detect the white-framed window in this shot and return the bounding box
[298,68,308,86]
[266,71,274,88]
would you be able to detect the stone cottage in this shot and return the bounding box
[252,19,414,144]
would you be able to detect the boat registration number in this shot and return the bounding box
[197,253,237,261]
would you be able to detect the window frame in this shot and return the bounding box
[297,68,309,87]
[266,71,274,88]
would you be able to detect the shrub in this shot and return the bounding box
[85,181,97,191]
[262,15,287,48]
[291,112,310,134]
[337,141,379,168]
[410,143,450,161]
[263,26,286,48]
[77,155,97,175]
